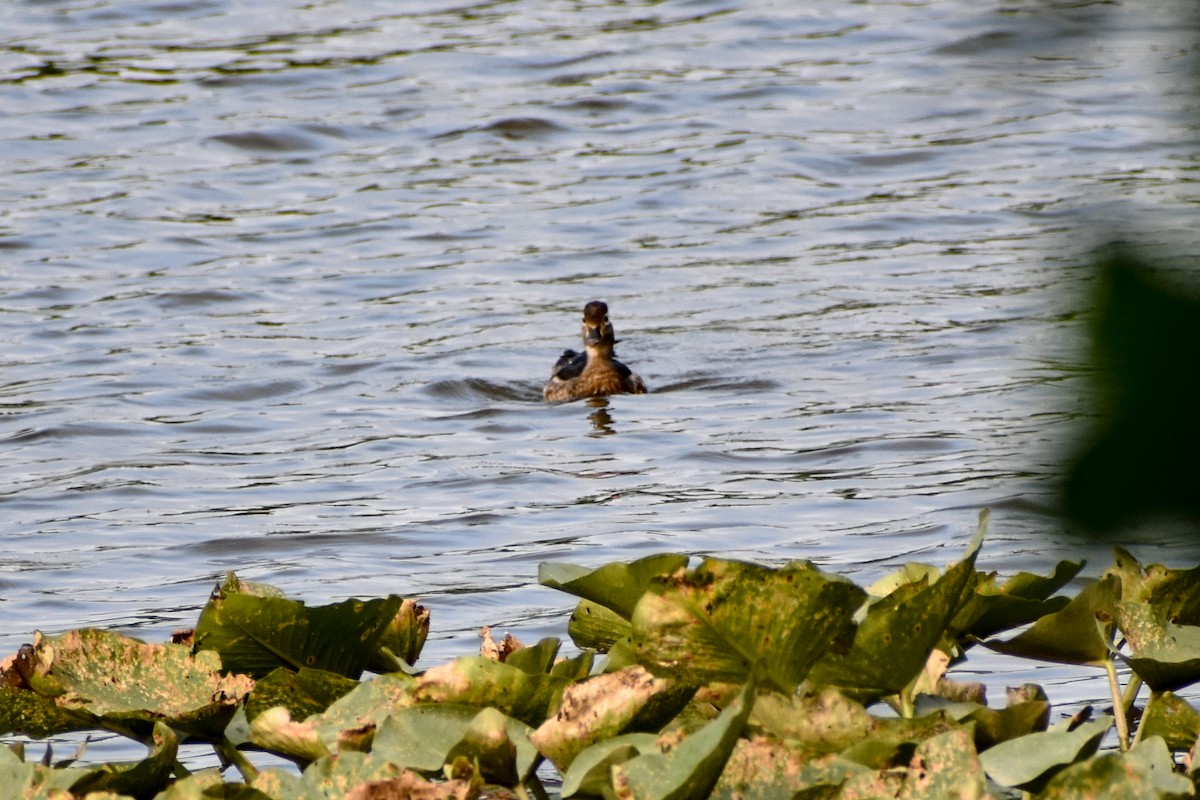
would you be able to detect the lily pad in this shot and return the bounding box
[1113,600,1200,691]
[531,665,695,771]
[748,687,879,755]
[631,558,865,693]
[953,560,1083,643]
[68,720,178,797]
[1138,691,1200,752]
[540,553,691,619]
[29,629,252,740]
[985,575,1120,666]
[560,733,659,798]
[408,656,570,729]
[809,523,982,701]
[611,681,755,800]
[1035,735,1193,799]
[245,667,360,723]
[978,715,1113,792]
[372,703,540,786]
[567,599,634,652]
[194,573,428,680]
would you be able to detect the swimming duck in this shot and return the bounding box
[543,301,648,402]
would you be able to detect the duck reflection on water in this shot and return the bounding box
[543,301,647,403]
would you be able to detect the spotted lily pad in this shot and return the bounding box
[531,665,695,771]
[1113,600,1200,692]
[1035,735,1193,799]
[630,558,864,693]
[809,521,983,702]
[1138,691,1200,751]
[22,629,251,740]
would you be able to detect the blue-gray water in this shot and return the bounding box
[2,0,1199,767]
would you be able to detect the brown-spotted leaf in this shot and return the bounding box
[631,558,864,693]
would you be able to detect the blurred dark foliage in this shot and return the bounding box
[1062,247,1200,531]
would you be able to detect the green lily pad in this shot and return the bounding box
[712,742,868,800]
[1035,735,1193,799]
[978,715,1113,792]
[256,750,479,800]
[29,629,252,740]
[631,558,865,693]
[372,704,539,786]
[531,665,695,771]
[1138,692,1200,752]
[560,733,659,798]
[68,720,178,797]
[748,687,879,755]
[985,575,1120,666]
[0,742,100,798]
[953,560,1083,643]
[502,636,561,675]
[540,553,691,619]
[1113,600,1200,692]
[0,686,95,737]
[194,573,428,680]
[408,656,570,729]
[916,695,1050,750]
[809,522,983,701]
[567,599,633,653]
[248,673,415,763]
[245,667,360,723]
[837,710,962,770]
[898,726,987,800]
[611,681,755,800]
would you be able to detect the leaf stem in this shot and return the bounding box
[1104,659,1129,751]
[213,737,259,783]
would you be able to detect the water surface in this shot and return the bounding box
[2,0,1199,765]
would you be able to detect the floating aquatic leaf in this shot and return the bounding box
[953,560,1083,643]
[67,720,177,797]
[540,553,691,619]
[898,726,987,800]
[1139,692,1200,752]
[1035,735,1193,799]
[837,710,962,771]
[611,681,754,800]
[567,599,633,652]
[712,742,867,800]
[372,704,539,787]
[809,524,982,702]
[502,636,561,675]
[631,558,864,693]
[915,694,1050,751]
[408,656,569,728]
[255,750,479,800]
[27,629,251,740]
[0,742,98,797]
[978,715,1113,792]
[985,575,1120,666]
[245,667,360,723]
[748,687,879,755]
[1113,600,1200,692]
[532,665,695,771]
[194,573,428,680]
[560,733,659,799]
[0,686,94,737]
[248,673,415,762]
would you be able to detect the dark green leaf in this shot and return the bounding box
[245,667,359,723]
[194,574,426,679]
[985,575,1120,666]
[810,523,983,701]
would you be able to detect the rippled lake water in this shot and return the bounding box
[3,0,1199,766]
